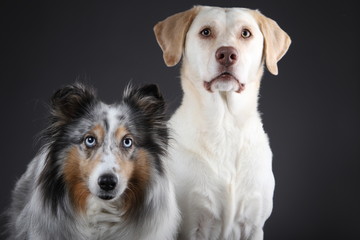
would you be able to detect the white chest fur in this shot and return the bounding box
[82,181,180,240]
[83,196,124,240]
[168,92,274,239]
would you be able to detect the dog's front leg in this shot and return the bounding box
[249,228,264,240]
[178,198,220,240]
[189,211,216,240]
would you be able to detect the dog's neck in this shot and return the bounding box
[177,64,264,128]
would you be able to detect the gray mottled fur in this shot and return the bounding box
[6,83,180,240]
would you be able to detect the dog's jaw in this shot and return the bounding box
[204,72,245,93]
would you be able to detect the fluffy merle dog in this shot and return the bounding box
[6,83,180,240]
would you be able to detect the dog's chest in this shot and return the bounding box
[187,120,269,228]
[200,122,245,173]
[196,134,267,239]
[171,106,273,237]
[207,131,258,202]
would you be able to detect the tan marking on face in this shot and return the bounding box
[115,126,128,141]
[121,148,151,218]
[89,124,105,143]
[63,147,93,213]
[64,124,106,213]
[82,124,105,159]
[118,155,134,179]
[79,151,102,180]
[114,126,135,179]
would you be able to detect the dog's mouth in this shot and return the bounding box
[96,187,120,201]
[98,193,116,200]
[204,72,245,93]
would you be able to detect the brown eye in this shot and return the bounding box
[200,28,211,37]
[241,29,251,38]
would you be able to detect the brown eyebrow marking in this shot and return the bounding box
[115,126,129,141]
[89,124,105,140]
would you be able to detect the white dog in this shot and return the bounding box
[154,5,291,240]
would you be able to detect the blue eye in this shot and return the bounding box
[122,137,133,148]
[84,136,97,148]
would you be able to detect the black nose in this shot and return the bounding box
[215,46,238,67]
[98,174,118,191]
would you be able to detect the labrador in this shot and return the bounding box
[154,6,291,240]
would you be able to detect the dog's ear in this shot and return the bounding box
[124,84,166,118]
[154,6,200,67]
[50,83,97,125]
[252,10,291,75]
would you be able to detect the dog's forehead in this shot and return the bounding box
[194,6,259,29]
[99,104,128,128]
[86,103,128,133]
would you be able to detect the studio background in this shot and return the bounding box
[1,0,359,239]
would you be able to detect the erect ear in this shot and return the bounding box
[153,6,200,67]
[251,10,291,75]
[123,84,166,118]
[50,83,97,126]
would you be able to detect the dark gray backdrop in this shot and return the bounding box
[1,0,359,239]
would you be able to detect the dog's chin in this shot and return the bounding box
[97,193,116,201]
[96,190,121,201]
[204,73,245,93]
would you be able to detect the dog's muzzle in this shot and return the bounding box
[204,72,245,93]
[204,46,245,93]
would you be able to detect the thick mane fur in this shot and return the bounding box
[38,83,98,215]
[7,83,180,240]
[123,84,169,174]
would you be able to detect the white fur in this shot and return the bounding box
[157,6,290,240]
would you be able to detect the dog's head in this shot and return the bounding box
[39,83,168,215]
[154,6,291,93]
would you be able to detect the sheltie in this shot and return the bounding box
[7,83,180,240]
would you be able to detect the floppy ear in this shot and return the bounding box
[50,83,97,126]
[252,10,291,75]
[153,6,200,67]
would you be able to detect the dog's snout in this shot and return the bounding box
[98,174,118,191]
[215,47,238,66]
